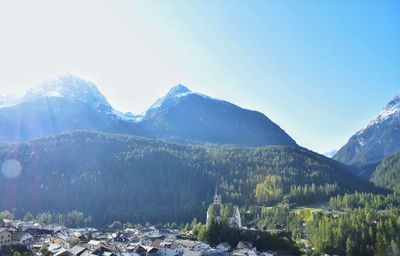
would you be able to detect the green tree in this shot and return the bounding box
[108,221,123,230]
[40,245,50,256]
[346,237,354,256]
[23,212,34,222]
[0,210,14,220]
[391,240,400,256]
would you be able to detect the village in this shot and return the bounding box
[0,218,279,256]
[0,190,281,256]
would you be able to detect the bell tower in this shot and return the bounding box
[213,184,221,205]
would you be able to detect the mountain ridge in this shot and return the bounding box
[0,75,297,147]
[334,93,400,167]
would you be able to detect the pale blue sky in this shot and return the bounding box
[0,0,398,153]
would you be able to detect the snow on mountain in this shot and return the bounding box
[147,84,192,112]
[0,77,298,147]
[0,75,143,122]
[334,92,400,166]
[355,93,400,138]
[0,94,21,108]
[22,74,113,112]
[145,84,227,117]
[112,109,143,122]
[324,149,338,158]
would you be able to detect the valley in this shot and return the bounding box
[0,77,399,256]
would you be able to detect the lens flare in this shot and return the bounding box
[1,159,22,179]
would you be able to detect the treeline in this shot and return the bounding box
[329,192,400,211]
[255,175,340,205]
[286,183,339,205]
[0,210,92,228]
[307,208,400,256]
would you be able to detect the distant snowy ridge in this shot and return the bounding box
[324,149,338,158]
[334,92,400,166]
[0,94,21,108]
[0,75,141,121]
[0,78,228,123]
[358,93,400,135]
[23,75,112,111]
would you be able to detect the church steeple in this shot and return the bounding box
[213,183,221,205]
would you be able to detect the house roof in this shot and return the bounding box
[87,240,103,246]
[183,251,202,256]
[170,242,181,249]
[52,237,69,244]
[150,239,163,247]
[79,250,94,256]
[53,248,70,256]
[0,228,9,233]
[69,245,87,255]
[232,249,258,256]
[236,241,253,249]
[148,247,158,253]
[176,239,198,248]
[217,242,231,248]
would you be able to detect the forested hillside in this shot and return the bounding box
[306,192,400,256]
[0,131,376,226]
[371,152,400,192]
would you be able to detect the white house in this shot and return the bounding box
[152,240,185,256]
[0,228,12,247]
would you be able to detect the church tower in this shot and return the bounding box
[213,184,221,205]
[207,184,222,225]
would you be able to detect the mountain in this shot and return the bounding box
[371,151,400,192]
[0,131,374,225]
[140,85,297,146]
[0,75,138,143]
[334,94,400,167]
[0,76,297,147]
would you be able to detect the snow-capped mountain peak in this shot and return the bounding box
[386,94,400,108]
[334,92,400,166]
[165,84,191,98]
[145,84,231,118]
[146,84,192,113]
[17,74,113,113]
[363,93,400,130]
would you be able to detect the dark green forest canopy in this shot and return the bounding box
[371,151,400,192]
[0,131,378,225]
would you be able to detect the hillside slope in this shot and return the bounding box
[371,152,400,192]
[0,131,374,225]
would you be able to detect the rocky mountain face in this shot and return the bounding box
[334,94,400,167]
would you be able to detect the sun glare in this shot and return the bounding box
[1,159,22,179]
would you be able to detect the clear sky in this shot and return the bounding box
[0,0,399,153]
